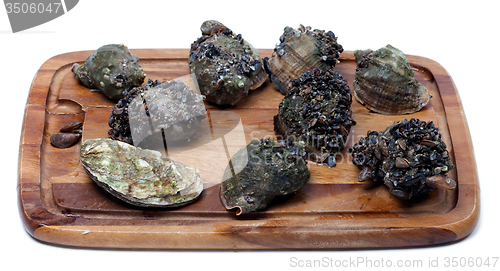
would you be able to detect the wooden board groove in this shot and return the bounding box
[18,49,479,249]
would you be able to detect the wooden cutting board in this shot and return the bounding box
[18,49,479,249]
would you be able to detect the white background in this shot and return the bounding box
[1,0,498,270]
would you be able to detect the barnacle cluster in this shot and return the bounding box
[264,24,344,94]
[274,68,356,167]
[220,138,310,215]
[108,79,206,146]
[349,119,456,199]
[189,20,267,106]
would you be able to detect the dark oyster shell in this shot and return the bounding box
[80,138,203,207]
[72,44,146,100]
[274,69,356,166]
[108,79,206,147]
[220,138,310,215]
[189,20,267,106]
[264,24,344,94]
[348,118,456,200]
[353,45,430,114]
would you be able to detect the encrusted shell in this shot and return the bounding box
[274,69,356,166]
[348,118,455,200]
[353,44,430,114]
[220,138,310,215]
[108,79,206,147]
[263,24,343,94]
[80,138,203,207]
[189,20,267,106]
[72,44,146,100]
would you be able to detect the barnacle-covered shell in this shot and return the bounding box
[220,138,310,215]
[348,118,456,200]
[72,44,146,100]
[274,69,356,166]
[108,79,206,147]
[264,24,343,94]
[189,20,267,106]
[80,138,203,207]
[353,44,430,114]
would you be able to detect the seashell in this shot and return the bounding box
[263,24,344,94]
[349,118,455,200]
[72,44,146,100]
[353,44,430,114]
[189,20,267,106]
[80,138,203,207]
[220,138,310,215]
[108,79,206,147]
[50,132,81,148]
[59,121,83,134]
[274,69,356,166]
[50,121,83,148]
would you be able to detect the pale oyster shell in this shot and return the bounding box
[353,44,430,115]
[80,138,203,207]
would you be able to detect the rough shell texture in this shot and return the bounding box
[348,118,455,200]
[80,138,203,207]
[72,44,146,100]
[189,20,267,106]
[274,69,356,166]
[220,138,310,215]
[263,24,343,94]
[108,79,206,147]
[353,44,430,114]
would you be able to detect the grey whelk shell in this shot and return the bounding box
[263,24,344,94]
[72,44,146,100]
[80,138,203,207]
[353,44,430,115]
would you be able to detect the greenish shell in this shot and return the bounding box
[220,139,310,215]
[353,44,430,114]
[72,44,146,100]
[80,138,203,207]
[189,20,267,106]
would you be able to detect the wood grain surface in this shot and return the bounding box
[18,49,479,249]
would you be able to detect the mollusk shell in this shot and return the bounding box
[72,44,146,100]
[220,139,310,215]
[189,20,267,106]
[80,138,203,207]
[353,45,430,115]
[264,24,343,94]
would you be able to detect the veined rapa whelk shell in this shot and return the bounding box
[353,44,430,115]
[80,138,203,207]
[264,24,344,94]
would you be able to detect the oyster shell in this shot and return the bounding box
[353,44,430,114]
[108,79,206,147]
[263,24,344,94]
[189,20,267,106]
[72,44,146,100]
[348,118,456,200]
[80,138,203,207]
[220,138,310,215]
[274,69,356,167]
